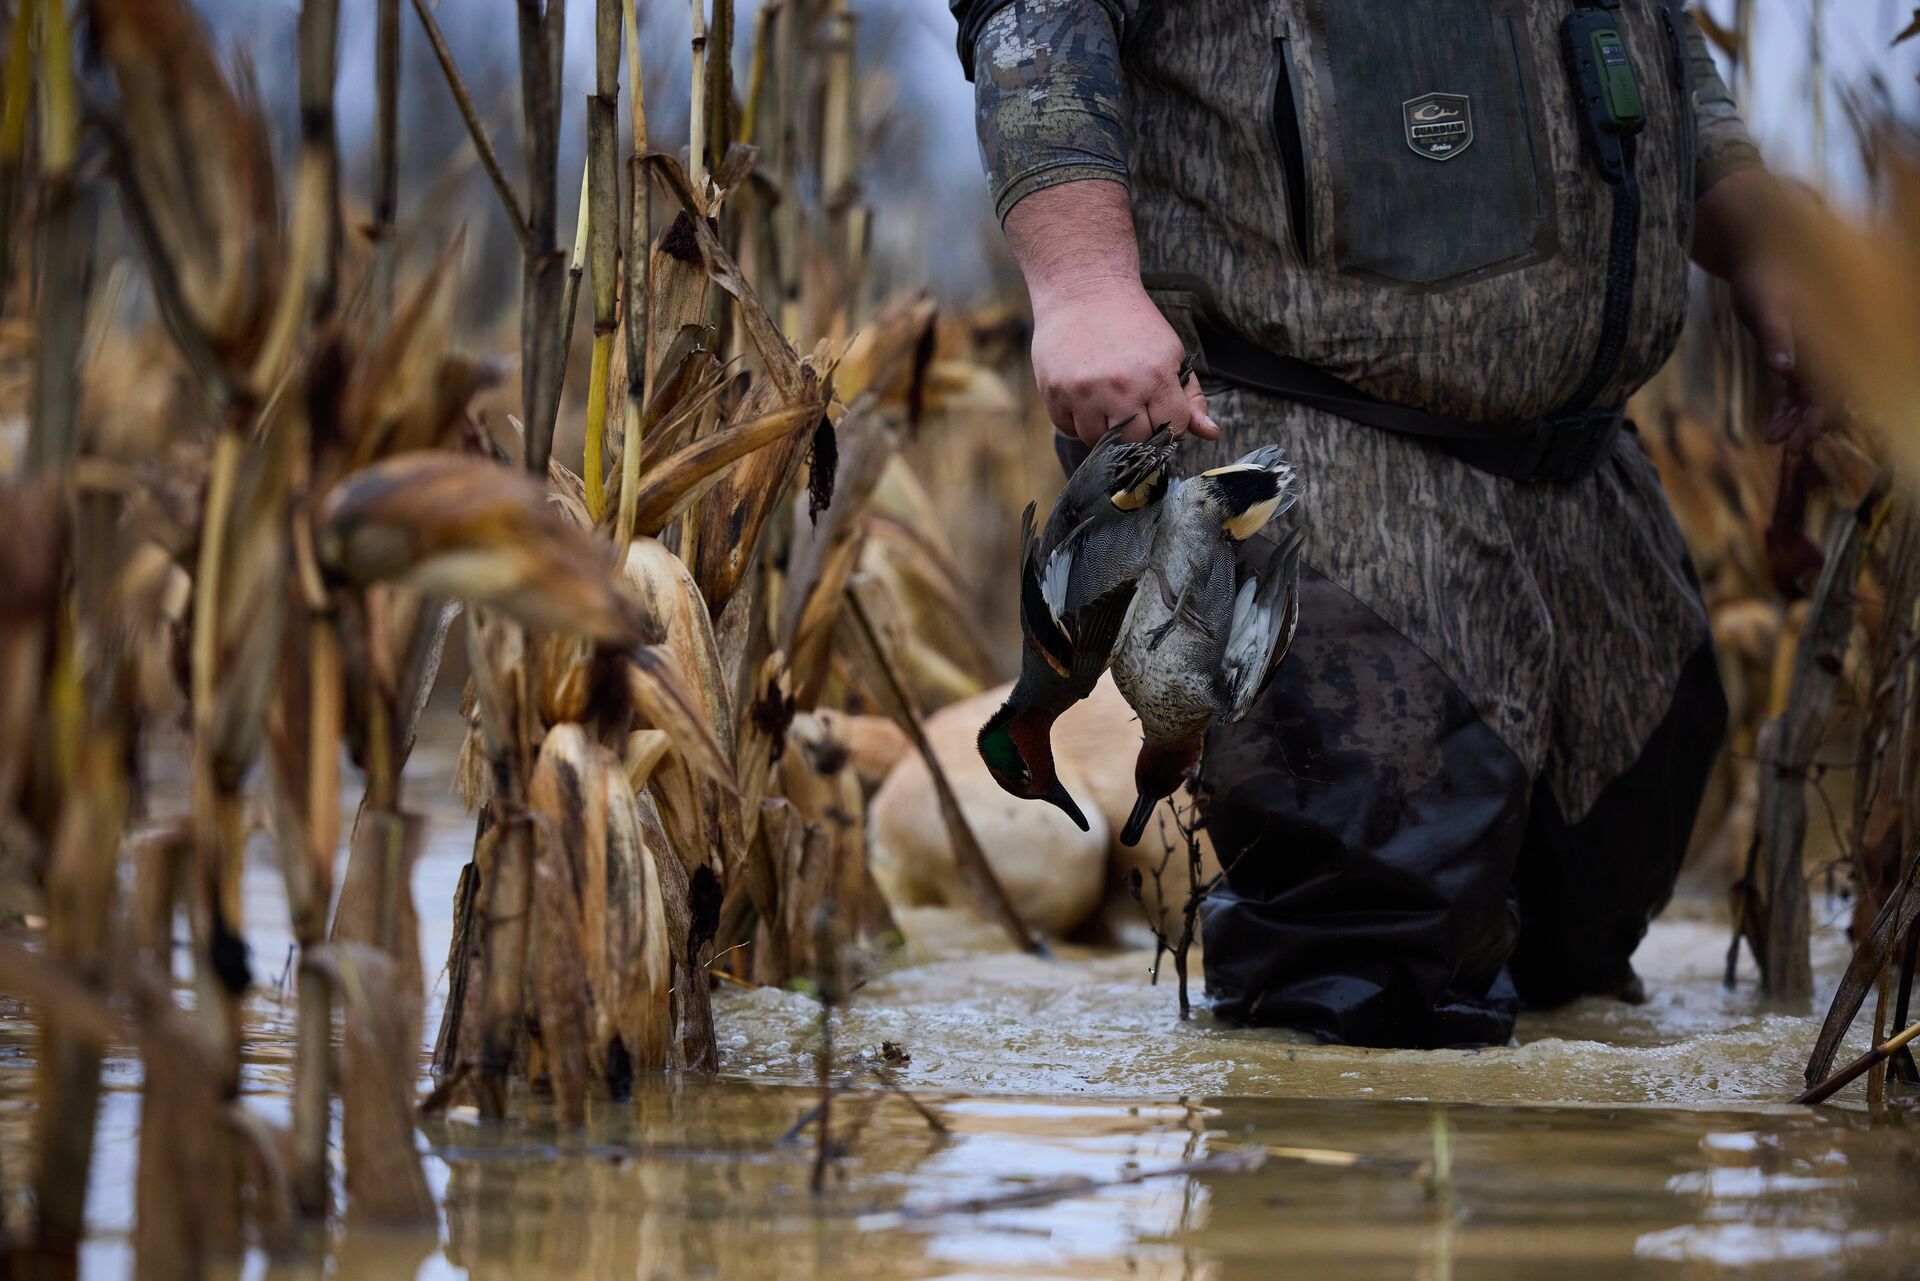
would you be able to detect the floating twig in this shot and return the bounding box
[856,1148,1267,1229]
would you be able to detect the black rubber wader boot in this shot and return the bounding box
[1196,573,1727,1048]
[1194,567,1529,1047]
[1052,434,1726,1048]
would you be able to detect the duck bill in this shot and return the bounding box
[1041,780,1090,832]
[1119,790,1159,847]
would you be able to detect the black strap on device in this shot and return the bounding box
[1560,0,1645,411]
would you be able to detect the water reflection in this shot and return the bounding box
[323,1088,1920,1280]
[8,1031,1919,1279]
[3,723,1914,1278]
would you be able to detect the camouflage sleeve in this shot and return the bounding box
[1684,17,1764,196]
[953,0,1134,223]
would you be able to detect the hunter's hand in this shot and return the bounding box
[1030,280,1218,447]
[1695,169,1829,451]
[1002,179,1220,448]
[1729,260,1828,451]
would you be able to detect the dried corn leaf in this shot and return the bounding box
[346,233,478,468]
[625,728,672,791]
[91,0,281,369]
[784,712,869,917]
[641,151,807,402]
[684,376,829,617]
[781,406,898,706]
[833,293,937,407]
[532,631,595,727]
[209,396,296,784]
[736,652,793,850]
[628,403,820,537]
[623,645,736,795]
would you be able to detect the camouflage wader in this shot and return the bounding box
[964,0,1758,1046]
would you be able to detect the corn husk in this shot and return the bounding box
[597,755,673,1074]
[531,814,591,1125]
[317,452,650,644]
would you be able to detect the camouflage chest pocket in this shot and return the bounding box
[1285,0,1559,288]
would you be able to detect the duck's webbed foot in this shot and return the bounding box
[1144,564,1183,651]
[1144,569,1215,651]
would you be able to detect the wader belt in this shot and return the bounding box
[1194,319,1623,485]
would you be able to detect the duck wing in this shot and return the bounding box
[1037,423,1176,554]
[1039,494,1168,687]
[1219,525,1305,721]
[1018,500,1075,678]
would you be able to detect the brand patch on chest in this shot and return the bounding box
[1402,92,1473,160]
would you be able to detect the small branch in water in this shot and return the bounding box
[1793,1019,1920,1104]
[855,1148,1268,1229]
[811,900,837,1195]
[781,1066,949,1145]
[865,1064,949,1136]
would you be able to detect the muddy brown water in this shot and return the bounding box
[1,727,1913,1279]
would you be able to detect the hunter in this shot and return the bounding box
[951,0,1802,1045]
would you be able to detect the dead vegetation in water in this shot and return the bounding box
[0,0,1026,1260]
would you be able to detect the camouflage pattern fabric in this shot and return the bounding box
[958,0,1761,821]
[1189,385,1706,822]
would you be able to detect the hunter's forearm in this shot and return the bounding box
[1691,164,1781,282]
[955,0,1212,444]
[1003,178,1141,307]
[1681,13,1769,282]
[963,0,1133,222]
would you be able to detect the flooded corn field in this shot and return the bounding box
[1,722,1911,1280]
[5,0,1920,1276]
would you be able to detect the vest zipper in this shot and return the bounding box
[1268,35,1313,265]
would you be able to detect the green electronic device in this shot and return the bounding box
[1562,6,1645,183]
